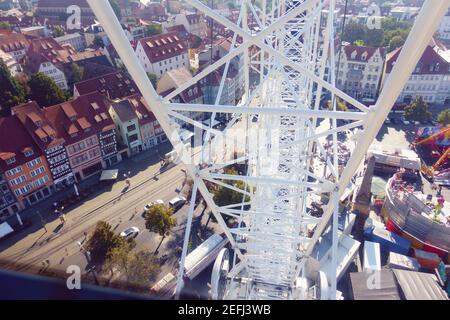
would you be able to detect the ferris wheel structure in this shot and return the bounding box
[87,0,450,300]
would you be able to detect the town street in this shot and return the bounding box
[0,146,203,285]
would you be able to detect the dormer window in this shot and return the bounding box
[361,52,368,61]
[351,50,357,59]
[6,157,16,165]
[24,150,34,157]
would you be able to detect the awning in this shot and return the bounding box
[0,222,14,239]
[99,169,119,182]
[393,269,449,300]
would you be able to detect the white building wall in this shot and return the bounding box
[38,62,68,90]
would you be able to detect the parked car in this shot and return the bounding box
[120,227,139,239]
[384,118,391,125]
[169,196,186,212]
[402,118,410,125]
[144,199,164,212]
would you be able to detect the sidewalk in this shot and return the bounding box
[6,142,174,229]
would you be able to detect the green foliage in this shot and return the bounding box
[145,24,162,37]
[336,99,348,111]
[437,109,450,126]
[388,35,405,53]
[0,21,11,29]
[28,73,67,107]
[0,59,25,116]
[86,221,129,265]
[69,63,85,84]
[124,251,160,290]
[342,18,412,49]
[342,22,367,45]
[147,72,158,88]
[404,97,431,122]
[53,26,65,37]
[144,204,176,238]
[353,39,365,46]
[213,168,250,208]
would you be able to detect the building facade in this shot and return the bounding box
[384,41,450,105]
[135,31,189,78]
[12,102,74,190]
[0,117,54,211]
[336,44,386,102]
[54,32,87,51]
[44,93,119,182]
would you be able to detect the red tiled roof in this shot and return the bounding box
[74,71,140,100]
[0,30,29,54]
[157,68,203,104]
[12,101,65,151]
[0,116,42,171]
[138,31,187,63]
[43,92,115,146]
[386,43,450,75]
[343,44,385,62]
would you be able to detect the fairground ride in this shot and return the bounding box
[87,0,450,300]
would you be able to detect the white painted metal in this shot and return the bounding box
[87,0,450,300]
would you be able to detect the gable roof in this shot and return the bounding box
[157,67,203,103]
[74,71,140,100]
[0,116,42,171]
[386,41,450,74]
[0,30,29,54]
[12,101,65,151]
[43,92,115,146]
[343,44,385,62]
[137,31,187,63]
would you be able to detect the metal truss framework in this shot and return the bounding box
[87,0,450,300]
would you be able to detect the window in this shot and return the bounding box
[6,157,16,165]
[127,134,138,144]
[26,158,42,169]
[30,166,45,177]
[126,124,136,132]
[6,166,22,177]
[24,150,34,157]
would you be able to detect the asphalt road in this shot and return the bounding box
[0,161,193,282]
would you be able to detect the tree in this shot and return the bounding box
[109,0,122,21]
[0,59,25,116]
[0,21,11,29]
[365,28,384,47]
[69,63,85,84]
[342,22,366,45]
[53,26,65,37]
[144,204,177,254]
[404,96,431,122]
[353,39,365,46]
[93,35,105,48]
[28,73,67,107]
[388,35,405,52]
[145,24,162,37]
[147,72,158,88]
[124,251,160,291]
[437,109,450,126]
[86,221,128,265]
